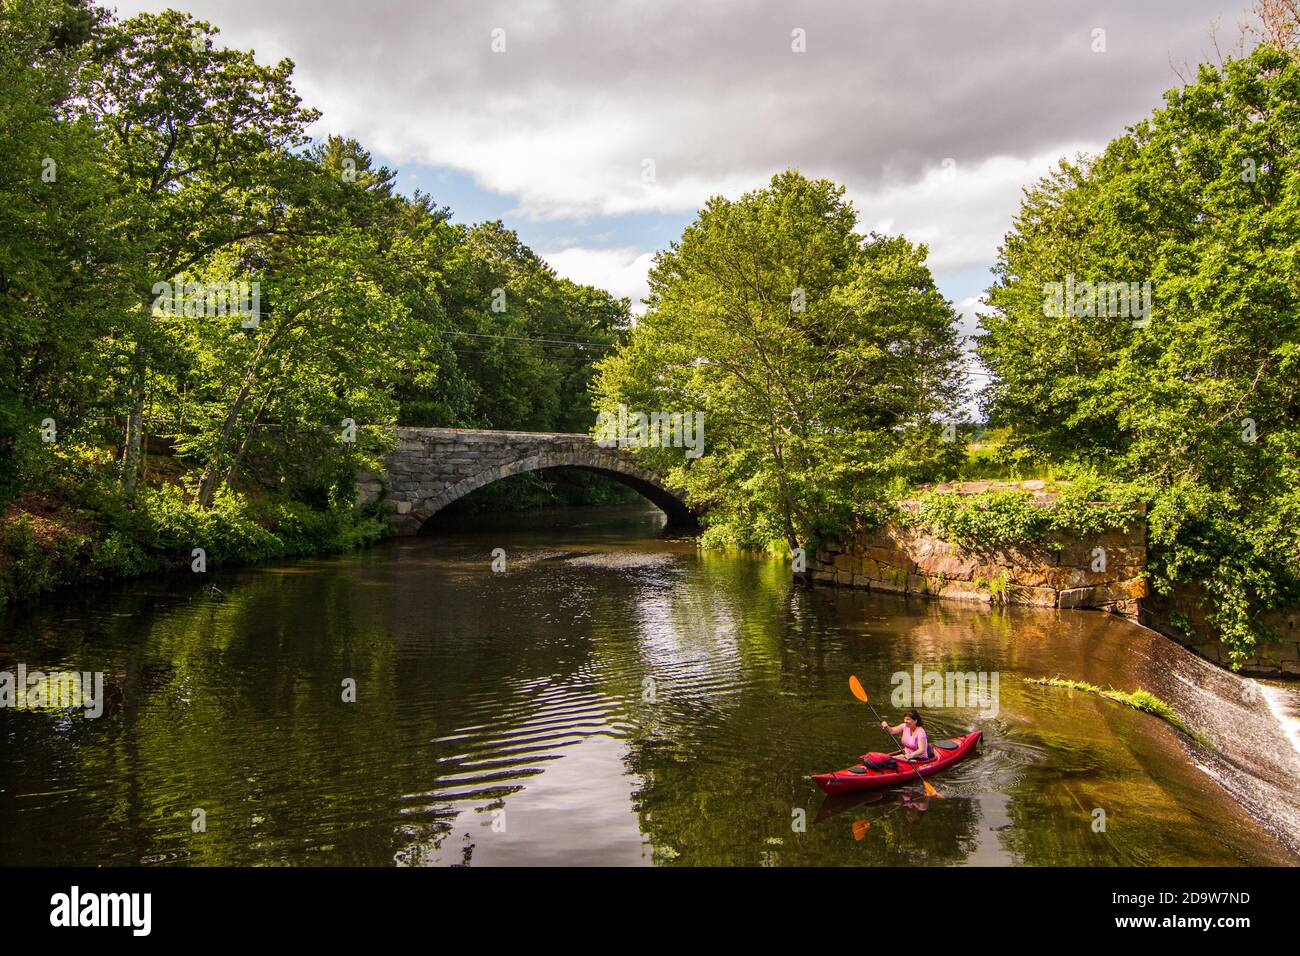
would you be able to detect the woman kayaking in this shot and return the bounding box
[815,677,979,794]
[881,708,932,761]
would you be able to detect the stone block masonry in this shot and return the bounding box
[809,511,1148,618]
[1140,586,1300,678]
[357,427,695,535]
[806,481,1299,678]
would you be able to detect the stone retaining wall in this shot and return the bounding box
[1140,586,1300,677]
[808,481,1297,677]
[809,506,1147,618]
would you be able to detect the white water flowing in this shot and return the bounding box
[1122,622,1300,856]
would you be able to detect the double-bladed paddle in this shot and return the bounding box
[848,674,941,799]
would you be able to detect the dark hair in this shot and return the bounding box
[904,709,923,726]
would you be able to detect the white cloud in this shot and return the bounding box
[849,148,1098,273]
[955,296,995,341]
[112,0,1240,219]
[540,247,656,310]
[108,0,1250,299]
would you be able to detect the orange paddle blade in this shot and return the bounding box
[848,675,869,703]
[852,818,871,840]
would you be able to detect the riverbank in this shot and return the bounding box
[0,490,389,607]
[3,505,1294,865]
[0,454,642,609]
[807,481,1300,678]
[0,446,390,609]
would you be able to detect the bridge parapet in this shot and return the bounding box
[359,427,695,534]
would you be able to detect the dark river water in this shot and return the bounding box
[2,505,1297,866]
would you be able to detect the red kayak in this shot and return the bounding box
[813,731,982,794]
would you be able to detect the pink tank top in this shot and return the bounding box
[902,725,928,756]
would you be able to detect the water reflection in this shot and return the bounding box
[0,505,1295,866]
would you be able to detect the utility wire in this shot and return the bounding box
[435,330,619,350]
[434,332,1000,378]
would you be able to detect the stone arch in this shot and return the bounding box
[409,448,696,531]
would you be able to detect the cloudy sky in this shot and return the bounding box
[113,0,1255,337]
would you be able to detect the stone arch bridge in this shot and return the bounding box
[357,427,696,534]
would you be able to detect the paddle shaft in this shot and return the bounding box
[863,699,935,794]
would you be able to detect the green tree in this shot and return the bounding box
[593,170,964,552]
[158,230,414,509]
[977,44,1300,664]
[0,0,124,498]
[410,220,627,432]
[78,9,319,493]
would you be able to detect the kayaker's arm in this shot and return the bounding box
[914,730,929,759]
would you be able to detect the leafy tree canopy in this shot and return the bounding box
[593,170,965,551]
[977,44,1300,663]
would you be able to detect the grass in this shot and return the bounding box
[1024,677,1214,749]
[954,452,1060,483]
[0,446,391,607]
[950,427,1061,482]
[973,568,1013,604]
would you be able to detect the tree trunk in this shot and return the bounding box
[196,382,252,508]
[121,338,146,497]
[767,425,801,560]
[197,329,274,508]
[217,386,274,504]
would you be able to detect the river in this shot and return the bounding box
[1,505,1296,866]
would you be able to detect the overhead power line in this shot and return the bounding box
[435,330,619,350]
